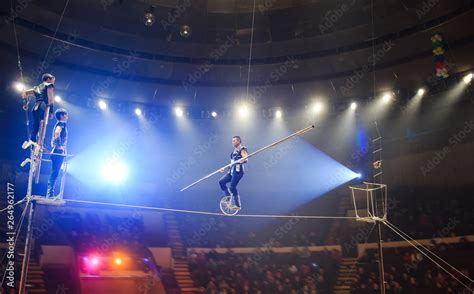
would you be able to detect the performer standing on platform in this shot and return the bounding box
[22,73,55,144]
[219,136,248,210]
[46,108,68,198]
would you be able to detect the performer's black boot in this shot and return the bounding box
[231,194,241,209]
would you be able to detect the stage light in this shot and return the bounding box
[356,173,362,178]
[211,111,217,118]
[90,256,100,266]
[101,159,128,183]
[463,73,473,84]
[382,92,392,103]
[175,107,184,117]
[14,82,25,92]
[144,6,155,26]
[312,102,323,113]
[275,110,282,118]
[54,95,62,102]
[417,88,425,96]
[114,258,123,265]
[238,105,249,117]
[134,108,142,116]
[98,100,107,110]
[180,25,192,38]
[350,102,357,110]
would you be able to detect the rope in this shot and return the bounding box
[0,200,30,287]
[40,0,70,75]
[63,199,358,220]
[385,220,474,283]
[383,221,473,292]
[10,0,29,137]
[244,0,257,101]
[0,197,28,213]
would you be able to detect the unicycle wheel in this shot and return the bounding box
[220,196,239,216]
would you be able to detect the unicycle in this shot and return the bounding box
[219,196,240,216]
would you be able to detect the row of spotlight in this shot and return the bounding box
[13,73,472,119]
[94,95,373,119]
[7,88,438,119]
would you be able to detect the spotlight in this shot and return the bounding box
[356,173,362,178]
[101,159,128,183]
[180,25,192,38]
[14,82,25,92]
[238,105,249,117]
[54,95,62,102]
[90,257,100,266]
[211,111,217,118]
[98,100,107,110]
[382,92,392,103]
[463,73,473,85]
[114,258,123,265]
[417,88,425,96]
[350,102,357,110]
[313,102,323,113]
[144,6,155,26]
[175,107,184,117]
[275,110,282,118]
[134,108,142,116]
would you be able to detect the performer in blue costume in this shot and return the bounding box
[218,136,248,210]
[46,109,69,198]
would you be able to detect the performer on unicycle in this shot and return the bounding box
[219,136,248,210]
[46,108,68,198]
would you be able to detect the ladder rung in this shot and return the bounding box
[372,148,382,154]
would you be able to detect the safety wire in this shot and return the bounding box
[10,0,29,137]
[384,220,474,284]
[383,220,473,292]
[244,0,257,101]
[0,200,30,287]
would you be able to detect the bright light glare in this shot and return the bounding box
[417,88,425,96]
[463,73,473,84]
[211,111,217,118]
[55,95,62,102]
[350,102,357,110]
[98,100,107,110]
[382,93,392,103]
[90,257,100,266]
[101,159,128,183]
[313,102,323,113]
[175,107,184,117]
[134,108,142,116]
[15,82,25,92]
[275,110,282,118]
[238,105,249,117]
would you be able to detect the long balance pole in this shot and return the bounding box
[180,125,315,192]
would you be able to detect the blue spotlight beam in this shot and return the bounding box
[180,125,315,192]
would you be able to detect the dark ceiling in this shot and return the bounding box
[0,0,473,108]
